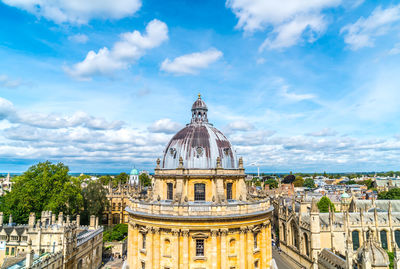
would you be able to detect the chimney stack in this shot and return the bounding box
[0,212,3,226]
[76,215,81,227]
[89,215,96,229]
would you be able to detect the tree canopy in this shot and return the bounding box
[282,174,295,184]
[139,173,152,187]
[103,224,128,242]
[265,178,278,189]
[378,188,400,200]
[293,176,304,187]
[0,161,83,223]
[303,178,316,188]
[81,181,109,224]
[317,196,335,212]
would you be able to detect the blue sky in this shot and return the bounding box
[1,0,400,173]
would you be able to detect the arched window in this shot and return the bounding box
[304,233,309,256]
[164,239,171,256]
[291,222,299,249]
[229,239,236,255]
[167,183,173,200]
[381,230,388,250]
[395,230,400,248]
[194,183,206,201]
[227,183,233,200]
[77,259,83,269]
[282,224,287,242]
[352,230,360,251]
[142,233,146,249]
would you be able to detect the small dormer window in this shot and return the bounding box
[224,148,230,156]
[169,148,177,159]
[196,147,203,157]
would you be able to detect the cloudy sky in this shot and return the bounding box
[1,0,400,173]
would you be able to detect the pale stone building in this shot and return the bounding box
[274,197,400,268]
[0,211,103,269]
[126,95,273,269]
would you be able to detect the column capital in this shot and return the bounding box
[240,226,248,233]
[171,229,180,236]
[182,229,190,237]
[153,227,160,233]
[220,228,229,236]
[211,229,219,237]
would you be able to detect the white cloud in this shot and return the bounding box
[226,0,340,50]
[148,118,182,134]
[280,84,315,102]
[388,43,400,55]
[306,128,338,137]
[226,120,254,131]
[160,49,223,75]
[69,34,89,44]
[2,0,142,24]
[341,5,400,50]
[65,19,168,80]
[0,74,21,88]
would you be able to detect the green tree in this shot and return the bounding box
[103,223,128,242]
[378,188,400,200]
[81,181,109,225]
[265,178,278,189]
[139,173,152,187]
[293,176,304,187]
[0,161,83,223]
[317,196,335,212]
[115,172,129,184]
[303,178,316,188]
[99,175,112,185]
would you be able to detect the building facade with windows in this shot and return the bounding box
[0,211,103,269]
[126,95,273,269]
[274,197,400,268]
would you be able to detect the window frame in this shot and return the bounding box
[167,183,173,200]
[226,183,233,200]
[195,239,205,256]
[194,183,206,201]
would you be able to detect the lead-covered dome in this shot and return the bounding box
[162,95,237,169]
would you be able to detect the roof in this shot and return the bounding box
[130,169,139,175]
[162,96,237,169]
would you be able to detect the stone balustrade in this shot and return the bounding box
[127,199,271,217]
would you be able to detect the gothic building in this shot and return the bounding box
[0,211,103,269]
[126,95,273,269]
[274,197,400,269]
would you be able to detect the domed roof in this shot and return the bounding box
[341,193,350,198]
[130,168,139,175]
[162,95,237,169]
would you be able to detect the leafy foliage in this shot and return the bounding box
[317,196,335,213]
[0,161,83,223]
[103,224,128,242]
[139,173,152,187]
[378,188,400,200]
[293,176,304,187]
[81,181,109,225]
[387,251,394,269]
[282,174,295,184]
[303,178,316,188]
[265,178,278,189]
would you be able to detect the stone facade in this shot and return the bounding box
[0,211,103,269]
[274,197,400,269]
[126,95,273,269]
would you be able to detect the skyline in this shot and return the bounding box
[1,0,400,173]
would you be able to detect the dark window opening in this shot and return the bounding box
[227,183,233,200]
[352,230,360,251]
[167,183,173,200]
[196,239,204,256]
[194,183,206,201]
[381,230,388,250]
[254,233,258,249]
[142,233,146,249]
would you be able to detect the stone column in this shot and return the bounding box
[211,229,219,268]
[220,228,228,269]
[262,223,268,268]
[239,227,247,269]
[147,228,153,269]
[130,223,139,269]
[182,229,189,269]
[247,226,254,269]
[172,229,180,269]
[153,227,160,269]
[267,221,272,266]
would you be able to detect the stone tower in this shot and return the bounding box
[310,198,321,269]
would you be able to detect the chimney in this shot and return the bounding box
[66,215,70,224]
[0,212,3,226]
[95,216,99,229]
[76,215,81,227]
[28,213,36,227]
[51,213,56,225]
[9,214,12,225]
[58,212,63,225]
[26,238,33,268]
[89,215,96,229]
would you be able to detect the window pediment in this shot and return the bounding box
[191,232,208,239]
